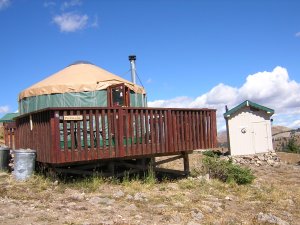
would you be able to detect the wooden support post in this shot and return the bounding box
[108,161,115,175]
[183,152,190,176]
[150,157,155,171]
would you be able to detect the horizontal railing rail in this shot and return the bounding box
[15,107,217,164]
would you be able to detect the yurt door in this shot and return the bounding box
[108,84,130,107]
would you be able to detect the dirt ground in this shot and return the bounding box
[0,152,299,225]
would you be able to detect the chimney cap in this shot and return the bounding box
[129,55,136,61]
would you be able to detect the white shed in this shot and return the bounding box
[224,100,274,156]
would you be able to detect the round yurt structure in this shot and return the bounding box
[14,59,217,176]
[18,61,146,115]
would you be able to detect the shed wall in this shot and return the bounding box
[228,108,273,156]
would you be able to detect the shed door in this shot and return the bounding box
[252,121,269,154]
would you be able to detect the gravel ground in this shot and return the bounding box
[0,152,299,225]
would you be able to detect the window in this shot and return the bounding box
[108,84,130,107]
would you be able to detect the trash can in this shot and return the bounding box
[0,146,10,171]
[13,149,36,181]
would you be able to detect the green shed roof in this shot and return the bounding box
[0,113,19,122]
[223,100,274,118]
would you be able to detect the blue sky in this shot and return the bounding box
[0,0,300,130]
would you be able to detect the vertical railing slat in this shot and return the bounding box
[83,110,88,160]
[89,110,94,160]
[150,110,154,155]
[95,109,100,157]
[145,110,150,155]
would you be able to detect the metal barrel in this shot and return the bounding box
[0,146,10,171]
[13,149,36,180]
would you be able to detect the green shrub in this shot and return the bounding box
[284,136,300,154]
[202,156,255,185]
[202,150,219,158]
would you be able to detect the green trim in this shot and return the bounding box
[223,100,274,118]
[0,113,19,122]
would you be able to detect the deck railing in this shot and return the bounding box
[16,107,217,164]
[3,122,16,149]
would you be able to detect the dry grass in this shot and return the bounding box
[0,152,299,224]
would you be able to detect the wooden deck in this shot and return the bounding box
[15,107,217,165]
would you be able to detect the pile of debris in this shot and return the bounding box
[221,151,281,167]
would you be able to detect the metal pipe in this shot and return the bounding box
[129,55,137,84]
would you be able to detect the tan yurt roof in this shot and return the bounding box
[19,62,146,100]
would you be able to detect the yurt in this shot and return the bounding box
[18,60,146,115]
[14,57,217,175]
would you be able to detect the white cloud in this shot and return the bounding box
[295,32,300,37]
[0,0,10,10]
[148,66,300,130]
[149,96,193,108]
[290,120,300,128]
[43,1,56,8]
[61,0,82,10]
[0,106,9,114]
[53,12,88,32]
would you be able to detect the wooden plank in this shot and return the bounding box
[172,111,178,152]
[141,109,145,155]
[203,111,207,148]
[43,112,48,162]
[107,109,112,157]
[83,110,88,160]
[192,111,196,150]
[113,109,118,158]
[95,109,100,157]
[187,111,191,150]
[63,110,68,160]
[36,112,42,162]
[212,110,217,148]
[155,110,159,154]
[76,110,82,153]
[135,109,140,156]
[130,109,135,156]
[154,155,183,166]
[164,110,169,153]
[159,110,164,153]
[46,111,51,163]
[145,110,150,154]
[149,110,154,155]
[200,111,204,149]
[180,111,184,151]
[124,109,129,156]
[89,110,95,159]
[117,109,125,157]
[183,152,190,175]
[207,111,211,148]
[70,110,75,162]
[195,111,200,149]
[41,113,46,163]
[101,109,108,158]
[53,111,60,164]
